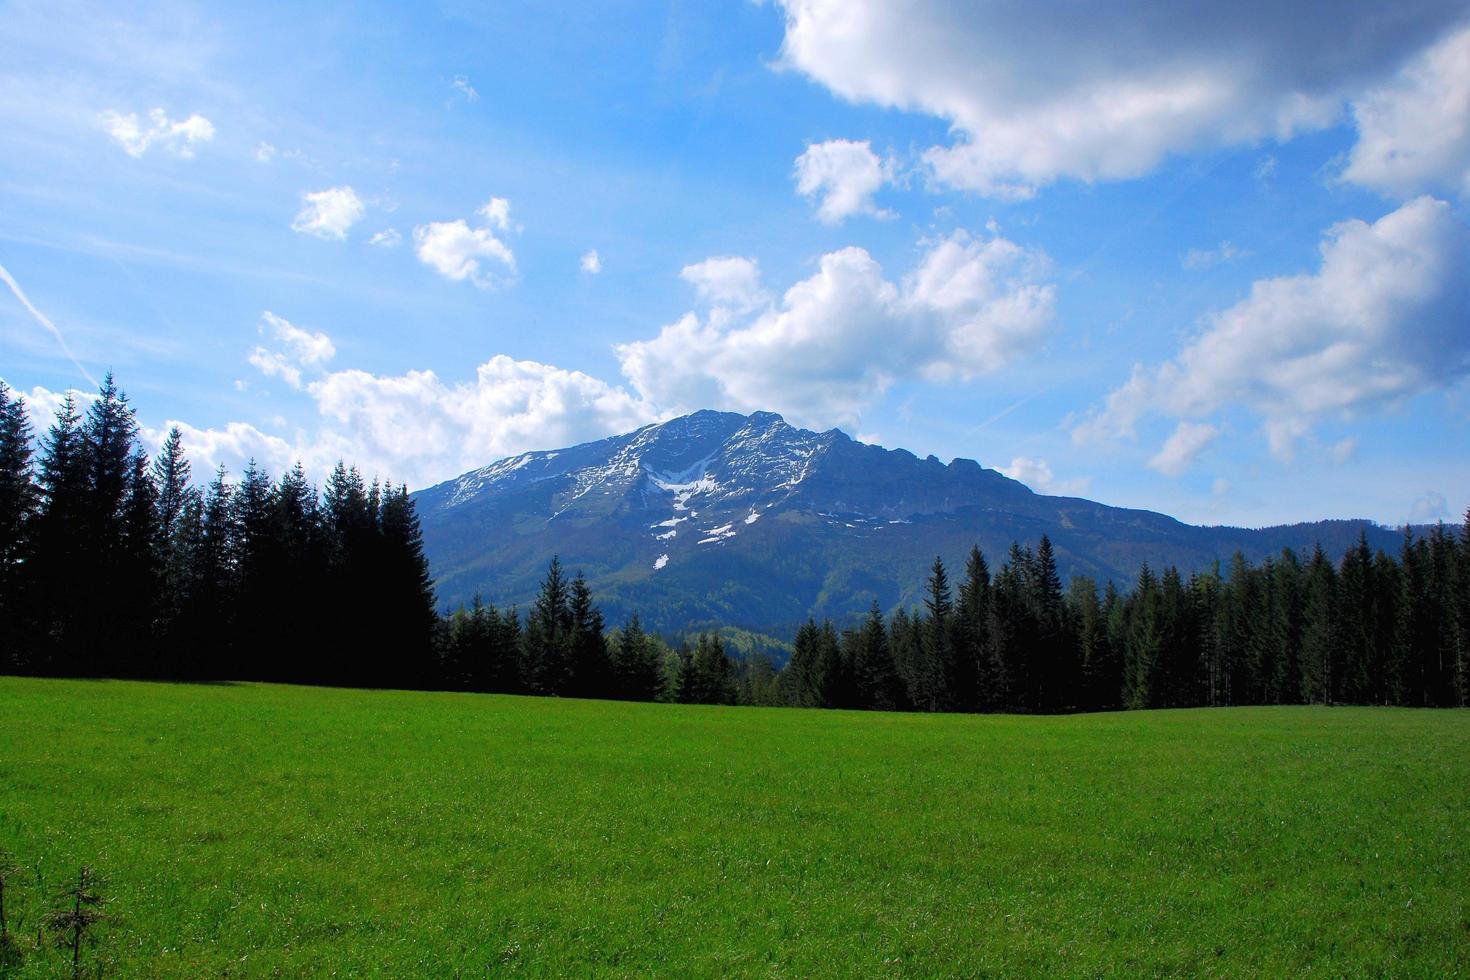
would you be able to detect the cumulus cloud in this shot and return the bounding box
[291,186,365,240]
[794,138,893,223]
[679,256,769,312]
[262,311,334,366]
[303,356,655,482]
[146,419,299,479]
[99,107,214,158]
[617,230,1054,428]
[147,354,659,491]
[414,197,518,288]
[479,197,516,233]
[248,312,336,389]
[1148,421,1220,477]
[580,249,602,274]
[1408,489,1450,523]
[774,0,1467,197]
[998,456,1089,496]
[247,347,302,388]
[1342,26,1470,199]
[1076,196,1470,463]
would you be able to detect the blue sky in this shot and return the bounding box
[2,0,1468,528]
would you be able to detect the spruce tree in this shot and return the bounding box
[852,601,903,710]
[785,619,826,707]
[915,556,955,711]
[612,612,663,701]
[564,573,609,697]
[0,383,35,671]
[954,546,991,710]
[30,394,89,673]
[524,556,572,694]
[1123,564,1161,709]
[1299,545,1337,704]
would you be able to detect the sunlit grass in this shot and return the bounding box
[0,677,1465,975]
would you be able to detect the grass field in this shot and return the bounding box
[0,678,1466,976]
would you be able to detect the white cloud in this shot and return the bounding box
[15,384,96,440]
[144,420,298,481]
[1182,241,1249,270]
[479,197,516,233]
[451,75,479,103]
[1148,421,1220,477]
[298,356,656,487]
[414,198,519,288]
[1076,196,1470,461]
[679,256,769,312]
[256,141,277,163]
[291,186,365,240]
[368,228,403,248]
[774,0,1467,197]
[147,355,659,491]
[99,107,214,159]
[998,456,1089,495]
[794,138,893,223]
[248,312,335,390]
[247,347,301,388]
[1342,27,1470,199]
[1329,436,1359,464]
[1408,489,1450,523]
[618,230,1054,429]
[580,249,602,274]
[261,311,334,366]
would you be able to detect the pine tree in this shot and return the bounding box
[524,556,572,694]
[1031,535,1070,711]
[376,486,438,688]
[1191,565,1223,706]
[785,619,828,707]
[689,633,737,704]
[151,427,191,541]
[851,601,904,710]
[1099,580,1127,709]
[0,383,36,671]
[566,572,610,698]
[1456,510,1470,707]
[1068,576,1105,711]
[1370,549,1407,705]
[954,546,991,710]
[914,556,955,711]
[612,612,663,701]
[1299,544,1337,704]
[30,394,89,673]
[116,449,160,675]
[1123,563,1161,709]
[1337,532,1375,704]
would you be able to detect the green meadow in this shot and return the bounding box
[0,677,1465,976]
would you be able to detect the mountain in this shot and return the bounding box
[413,409,1416,637]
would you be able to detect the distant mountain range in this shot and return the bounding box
[414,410,1422,638]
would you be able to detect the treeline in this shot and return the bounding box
[0,376,438,684]
[430,522,1470,713]
[773,533,1469,712]
[3,376,1466,712]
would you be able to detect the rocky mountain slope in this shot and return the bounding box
[414,410,1414,636]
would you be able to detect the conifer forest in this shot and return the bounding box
[2,376,1465,714]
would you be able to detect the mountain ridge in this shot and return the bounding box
[413,409,1425,636]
